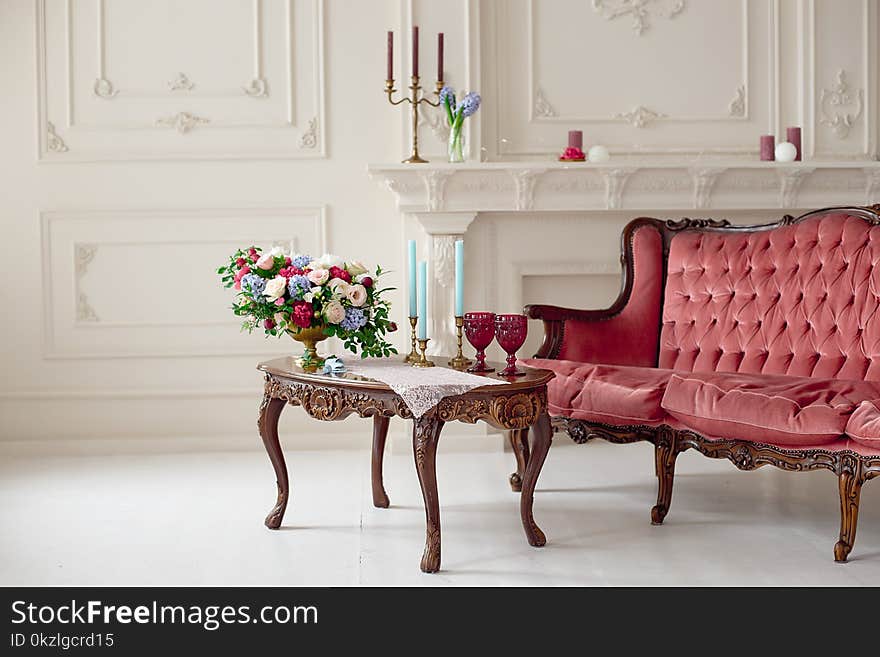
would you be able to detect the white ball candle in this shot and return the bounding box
[775,141,797,163]
[588,145,610,163]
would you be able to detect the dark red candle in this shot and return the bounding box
[386,31,393,80]
[568,130,583,150]
[412,26,419,77]
[786,126,802,161]
[437,32,444,82]
[760,135,775,161]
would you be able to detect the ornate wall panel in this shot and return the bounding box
[36,0,325,160]
[485,0,777,158]
[803,0,877,159]
[41,208,326,358]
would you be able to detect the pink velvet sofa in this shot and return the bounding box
[523,205,880,562]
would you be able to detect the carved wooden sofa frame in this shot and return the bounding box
[521,206,880,562]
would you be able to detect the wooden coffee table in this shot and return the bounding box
[256,356,554,573]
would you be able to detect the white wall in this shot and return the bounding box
[1,0,878,449]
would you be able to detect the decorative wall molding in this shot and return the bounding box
[155,112,210,134]
[728,85,746,117]
[46,122,68,153]
[511,168,546,210]
[167,72,195,92]
[864,168,880,205]
[819,69,865,139]
[591,0,687,36]
[601,168,637,209]
[41,207,327,359]
[777,167,815,207]
[36,0,326,160]
[242,78,269,97]
[432,235,457,289]
[74,244,99,323]
[92,78,118,98]
[690,167,727,209]
[421,170,454,212]
[299,117,318,148]
[614,105,667,128]
[533,88,557,118]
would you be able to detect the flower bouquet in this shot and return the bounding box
[218,247,397,368]
[439,86,481,163]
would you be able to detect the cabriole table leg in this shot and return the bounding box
[258,394,288,529]
[520,411,551,547]
[412,414,445,573]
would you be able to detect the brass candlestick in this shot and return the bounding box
[404,316,419,363]
[385,76,443,164]
[448,316,472,370]
[412,338,435,367]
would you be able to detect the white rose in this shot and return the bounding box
[346,283,368,307]
[263,275,288,301]
[346,260,368,276]
[328,278,350,296]
[307,268,329,285]
[270,245,284,257]
[323,300,346,324]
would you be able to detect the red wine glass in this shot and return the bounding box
[464,312,495,373]
[495,314,528,377]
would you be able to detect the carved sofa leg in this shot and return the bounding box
[508,428,530,492]
[835,456,865,563]
[651,426,678,526]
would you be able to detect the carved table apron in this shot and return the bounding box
[256,357,554,573]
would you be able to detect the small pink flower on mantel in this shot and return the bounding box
[256,253,275,270]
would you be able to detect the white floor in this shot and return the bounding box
[2,438,879,586]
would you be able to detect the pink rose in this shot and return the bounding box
[307,268,329,285]
[256,253,275,270]
[274,297,285,306]
[346,284,367,307]
[323,300,346,324]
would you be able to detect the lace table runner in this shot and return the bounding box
[345,358,508,418]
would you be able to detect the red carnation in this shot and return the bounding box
[292,302,313,328]
[284,256,292,266]
[235,257,246,267]
[360,276,373,288]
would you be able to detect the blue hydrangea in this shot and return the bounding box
[241,273,266,299]
[457,92,481,118]
[340,307,367,331]
[291,254,312,269]
[287,274,312,299]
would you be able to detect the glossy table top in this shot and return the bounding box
[257,356,553,392]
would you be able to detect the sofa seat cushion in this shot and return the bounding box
[661,371,880,446]
[522,358,673,425]
[845,401,880,448]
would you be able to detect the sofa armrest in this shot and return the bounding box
[524,304,618,359]
[523,222,665,366]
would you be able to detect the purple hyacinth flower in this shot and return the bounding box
[457,92,481,118]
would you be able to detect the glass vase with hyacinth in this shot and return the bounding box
[439,86,481,163]
[218,247,397,371]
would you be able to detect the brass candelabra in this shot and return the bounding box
[385,75,443,164]
[412,338,435,368]
[404,316,419,363]
[448,316,472,370]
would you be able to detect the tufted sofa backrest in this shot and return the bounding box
[658,211,880,380]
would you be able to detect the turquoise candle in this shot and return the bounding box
[417,260,428,340]
[454,239,464,317]
[408,240,417,317]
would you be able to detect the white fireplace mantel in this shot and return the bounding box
[369,160,880,214]
[369,160,880,354]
